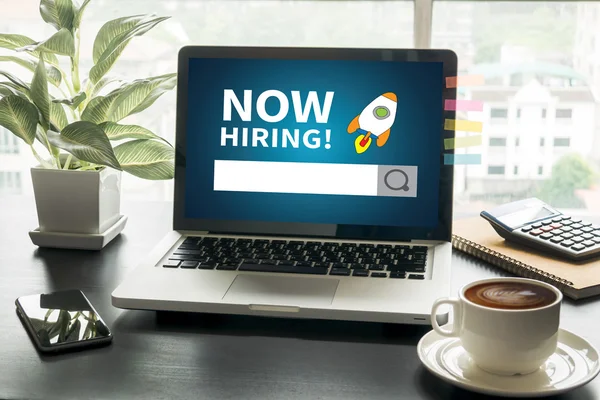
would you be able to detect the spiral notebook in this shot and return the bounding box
[452,217,600,300]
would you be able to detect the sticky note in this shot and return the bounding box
[444,135,482,150]
[445,75,485,88]
[444,99,483,112]
[444,154,481,165]
[444,119,483,133]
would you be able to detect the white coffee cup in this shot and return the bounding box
[431,277,562,376]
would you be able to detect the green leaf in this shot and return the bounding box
[73,0,92,29]
[99,122,170,144]
[52,91,86,109]
[89,15,170,84]
[40,0,75,31]
[50,102,68,130]
[0,82,30,99]
[0,33,59,66]
[47,121,122,170]
[36,125,60,157]
[31,55,50,125]
[17,28,75,57]
[89,75,122,98]
[0,95,39,145]
[0,70,30,92]
[81,73,176,123]
[0,55,62,86]
[114,139,174,180]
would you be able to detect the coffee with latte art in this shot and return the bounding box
[464,281,557,310]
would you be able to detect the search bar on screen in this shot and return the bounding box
[214,160,418,198]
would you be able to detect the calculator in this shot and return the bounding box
[480,198,600,261]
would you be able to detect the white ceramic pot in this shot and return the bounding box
[30,163,122,234]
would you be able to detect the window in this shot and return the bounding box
[538,166,544,175]
[0,128,19,154]
[489,137,507,146]
[553,138,571,147]
[540,138,545,147]
[555,109,573,119]
[490,108,509,119]
[514,166,519,175]
[488,166,506,175]
[0,171,22,195]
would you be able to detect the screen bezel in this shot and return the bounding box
[174,46,456,242]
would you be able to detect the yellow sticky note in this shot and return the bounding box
[444,135,482,150]
[444,119,483,133]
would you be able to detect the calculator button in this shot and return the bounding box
[561,215,571,220]
[550,236,564,243]
[530,229,543,236]
[552,229,564,235]
[532,223,542,229]
[571,229,583,236]
[581,227,593,233]
[541,220,552,226]
[572,244,586,251]
[572,237,584,243]
[562,232,574,239]
[561,220,573,226]
[592,224,600,230]
[583,240,595,247]
[582,233,594,240]
[571,223,583,229]
[561,226,573,232]
[561,240,575,247]
[540,226,553,232]
[521,226,532,232]
[550,223,562,229]
[581,221,592,227]
[540,232,553,240]
[571,218,582,223]
[552,217,563,222]
[593,237,600,244]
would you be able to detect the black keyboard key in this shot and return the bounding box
[561,240,575,247]
[583,240,595,247]
[239,263,328,275]
[198,263,216,269]
[408,274,425,280]
[260,259,278,265]
[180,261,198,269]
[330,268,351,276]
[163,260,180,268]
[169,254,204,261]
[572,244,585,251]
[390,272,407,279]
[278,260,295,266]
[371,272,387,278]
[296,261,313,267]
[550,236,564,243]
[352,269,369,277]
[216,263,239,270]
[173,249,203,255]
[368,265,385,271]
[313,262,331,268]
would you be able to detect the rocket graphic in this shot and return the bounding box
[347,92,397,154]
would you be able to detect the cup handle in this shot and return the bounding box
[431,298,461,337]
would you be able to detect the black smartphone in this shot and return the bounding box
[15,289,113,353]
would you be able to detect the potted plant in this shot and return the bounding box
[0,0,176,248]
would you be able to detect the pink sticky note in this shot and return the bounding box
[445,99,484,112]
[446,75,485,88]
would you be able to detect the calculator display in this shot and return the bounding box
[496,206,557,229]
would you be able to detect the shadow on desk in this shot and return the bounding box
[113,309,431,346]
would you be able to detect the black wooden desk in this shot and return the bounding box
[1,196,599,400]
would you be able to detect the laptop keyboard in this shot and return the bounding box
[162,236,428,279]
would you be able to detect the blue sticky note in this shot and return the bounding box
[444,154,481,165]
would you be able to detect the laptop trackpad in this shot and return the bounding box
[223,275,339,308]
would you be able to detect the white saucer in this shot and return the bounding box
[417,325,600,398]
[29,215,128,250]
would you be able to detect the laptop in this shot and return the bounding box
[112,46,457,325]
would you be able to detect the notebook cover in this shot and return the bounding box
[452,217,600,299]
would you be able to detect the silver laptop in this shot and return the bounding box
[112,46,457,325]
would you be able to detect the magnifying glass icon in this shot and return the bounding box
[384,169,410,191]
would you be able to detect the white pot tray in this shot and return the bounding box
[29,215,128,250]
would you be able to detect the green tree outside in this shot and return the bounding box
[537,154,597,208]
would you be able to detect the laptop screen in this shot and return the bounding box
[175,48,455,241]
